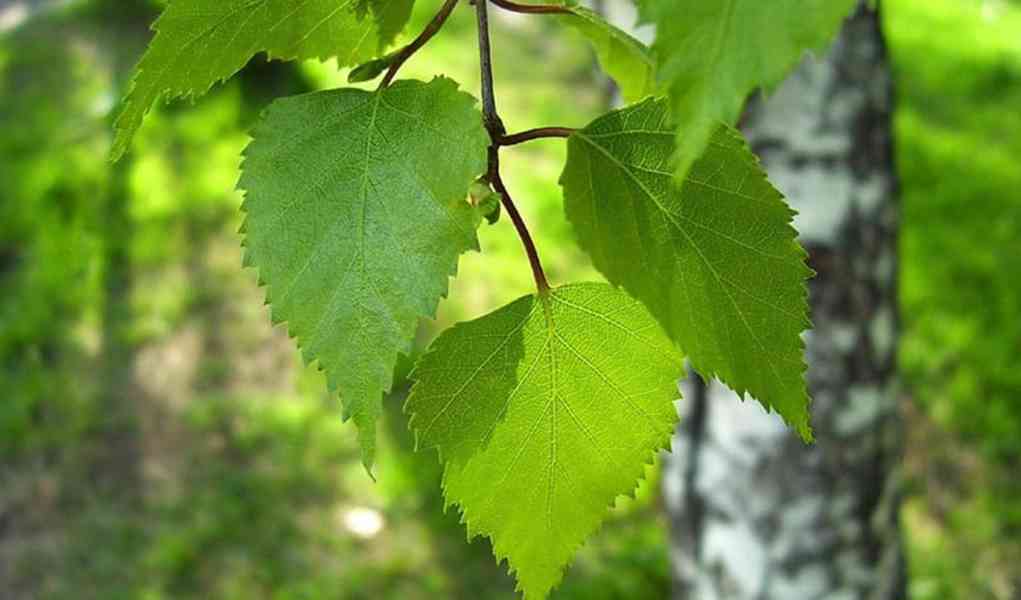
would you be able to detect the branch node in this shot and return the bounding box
[476,0,550,293]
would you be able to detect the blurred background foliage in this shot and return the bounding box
[0,0,1018,598]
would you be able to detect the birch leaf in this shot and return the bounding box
[561,98,813,439]
[407,283,683,598]
[239,77,489,471]
[112,0,415,160]
[639,0,857,179]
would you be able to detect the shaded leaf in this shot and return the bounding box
[639,0,857,179]
[358,0,416,50]
[561,98,813,439]
[239,77,489,471]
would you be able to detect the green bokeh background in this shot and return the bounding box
[1,0,1018,598]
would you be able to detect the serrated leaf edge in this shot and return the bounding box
[237,77,489,472]
[112,0,391,161]
[406,284,685,599]
[445,407,678,600]
[560,99,814,442]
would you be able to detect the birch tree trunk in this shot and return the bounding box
[663,4,905,599]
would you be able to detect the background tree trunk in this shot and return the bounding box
[92,154,143,501]
[663,3,905,599]
[88,0,159,506]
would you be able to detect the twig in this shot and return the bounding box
[490,0,572,15]
[499,127,576,146]
[476,0,550,293]
[380,0,461,88]
[475,0,504,135]
[488,149,550,292]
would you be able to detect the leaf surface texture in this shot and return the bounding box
[239,77,489,470]
[407,283,683,599]
[561,98,813,439]
[557,5,657,103]
[639,0,857,178]
[112,0,415,159]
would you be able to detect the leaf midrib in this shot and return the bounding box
[573,130,790,395]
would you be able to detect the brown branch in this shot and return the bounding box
[475,0,503,135]
[380,0,460,88]
[498,127,576,146]
[476,0,550,293]
[488,148,549,292]
[490,0,572,15]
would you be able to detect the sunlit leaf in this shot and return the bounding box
[407,283,683,598]
[557,5,657,102]
[112,0,415,160]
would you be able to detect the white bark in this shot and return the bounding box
[664,4,904,599]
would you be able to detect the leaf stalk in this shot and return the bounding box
[498,127,576,146]
[488,149,550,292]
[380,0,461,88]
[475,0,550,293]
[490,0,572,15]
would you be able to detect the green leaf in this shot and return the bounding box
[112,0,415,160]
[348,52,398,83]
[556,6,657,103]
[560,98,813,440]
[469,179,502,225]
[358,0,416,51]
[239,77,490,472]
[407,283,683,598]
[639,0,857,179]
[478,192,502,225]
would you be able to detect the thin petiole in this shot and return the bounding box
[475,0,550,293]
[490,0,572,15]
[499,127,576,146]
[380,0,461,88]
[489,149,550,292]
